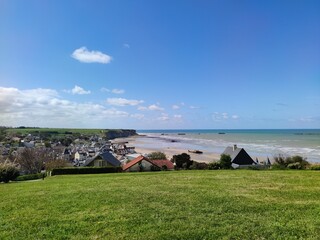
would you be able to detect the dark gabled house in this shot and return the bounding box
[84,152,121,167]
[222,145,255,168]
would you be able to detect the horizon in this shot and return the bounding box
[3,126,320,131]
[1,1,319,129]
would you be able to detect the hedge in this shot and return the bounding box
[51,167,122,175]
[310,164,320,170]
[15,173,45,181]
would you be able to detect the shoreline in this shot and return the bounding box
[114,135,272,163]
[115,135,268,163]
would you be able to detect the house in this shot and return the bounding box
[122,155,160,172]
[150,159,174,170]
[84,151,121,167]
[222,145,255,169]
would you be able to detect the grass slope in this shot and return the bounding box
[1,171,319,239]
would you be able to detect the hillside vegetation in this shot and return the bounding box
[0,170,319,239]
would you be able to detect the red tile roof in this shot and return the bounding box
[150,159,174,170]
[122,155,157,171]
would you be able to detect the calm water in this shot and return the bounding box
[137,129,320,162]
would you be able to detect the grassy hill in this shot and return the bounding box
[1,170,319,239]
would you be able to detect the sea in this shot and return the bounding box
[137,129,320,163]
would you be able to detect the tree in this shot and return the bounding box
[273,154,309,169]
[219,154,232,169]
[45,159,70,171]
[147,151,167,160]
[171,153,192,169]
[16,148,52,174]
[0,161,20,183]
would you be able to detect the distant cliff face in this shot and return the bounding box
[105,129,137,140]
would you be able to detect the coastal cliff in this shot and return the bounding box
[105,129,137,140]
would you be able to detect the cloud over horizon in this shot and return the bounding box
[71,47,112,64]
[0,87,130,128]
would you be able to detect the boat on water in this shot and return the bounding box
[178,133,186,135]
[218,132,226,134]
[188,150,203,154]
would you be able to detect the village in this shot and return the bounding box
[0,128,276,176]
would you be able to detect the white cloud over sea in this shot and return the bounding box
[71,47,112,64]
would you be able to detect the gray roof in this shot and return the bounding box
[222,146,242,161]
[222,146,255,165]
[84,151,121,167]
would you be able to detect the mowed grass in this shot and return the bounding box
[1,171,319,239]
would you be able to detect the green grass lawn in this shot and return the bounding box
[1,170,319,239]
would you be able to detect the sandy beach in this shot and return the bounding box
[114,135,222,163]
[114,134,271,163]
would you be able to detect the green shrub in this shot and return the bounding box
[147,152,167,160]
[15,173,45,181]
[189,161,208,170]
[208,162,221,170]
[51,167,122,175]
[287,162,303,169]
[273,155,309,170]
[310,164,320,170]
[150,165,161,171]
[0,162,20,183]
[171,153,192,169]
[220,154,232,169]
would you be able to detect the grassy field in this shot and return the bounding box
[1,170,319,239]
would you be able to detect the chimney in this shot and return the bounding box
[233,144,237,151]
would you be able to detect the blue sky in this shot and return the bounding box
[0,0,319,129]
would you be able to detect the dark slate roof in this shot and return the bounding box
[84,151,121,167]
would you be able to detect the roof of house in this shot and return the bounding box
[150,159,174,170]
[84,151,121,167]
[122,155,158,171]
[223,146,242,160]
[222,145,255,165]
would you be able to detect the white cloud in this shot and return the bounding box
[222,113,229,119]
[137,106,148,111]
[71,47,112,64]
[71,85,91,95]
[111,89,125,94]
[148,104,164,111]
[100,87,110,92]
[174,114,182,119]
[172,105,180,110]
[106,98,143,106]
[190,105,200,109]
[123,43,130,48]
[0,87,128,127]
[212,112,239,121]
[101,88,125,94]
[138,104,164,111]
[158,113,169,121]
